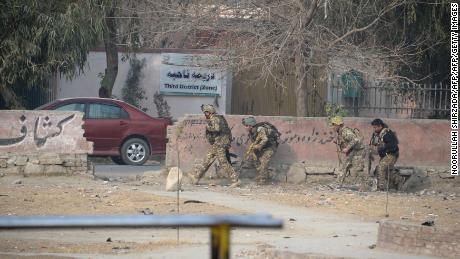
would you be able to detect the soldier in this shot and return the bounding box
[190,104,240,187]
[330,116,367,189]
[370,118,403,191]
[241,117,280,184]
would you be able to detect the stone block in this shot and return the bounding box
[63,161,76,167]
[23,162,44,175]
[286,163,306,184]
[15,156,28,166]
[165,167,183,192]
[29,158,40,164]
[60,154,76,160]
[7,156,16,165]
[272,168,287,182]
[39,153,63,165]
[75,154,88,163]
[305,166,335,175]
[44,165,67,175]
[0,166,22,175]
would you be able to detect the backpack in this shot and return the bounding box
[253,122,281,143]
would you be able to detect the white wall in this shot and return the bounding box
[57,51,232,119]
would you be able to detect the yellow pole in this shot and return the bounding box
[211,224,230,259]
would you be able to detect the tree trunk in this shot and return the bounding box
[99,2,118,98]
[295,46,308,117]
[294,0,319,117]
[0,85,24,109]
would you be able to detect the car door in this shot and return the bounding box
[84,102,130,155]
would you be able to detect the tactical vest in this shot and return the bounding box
[371,127,399,156]
[206,115,232,145]
[249,122,280,146]
[217,115,232,139]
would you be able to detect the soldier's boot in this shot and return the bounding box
[188,173,200,185]
[255,172,270,185]
[189,169,204,185]
[369,178,378,192]
[254,176,264,185]
[229,179,241,188]
[392,174,404,190]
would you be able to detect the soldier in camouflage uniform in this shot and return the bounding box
[241,117,280,184]
[330,116,367,189]
[370,118,403,191]
[190,104,240,187]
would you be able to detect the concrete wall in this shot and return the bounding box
[166,115,449,172]
[0,111,92,154]
[0,111,92,176]
[57,50,232,120]
[377,220,460,258]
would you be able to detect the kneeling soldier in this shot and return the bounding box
[330,116,367,189]
[370,118,403,191]
[241,117,280,184]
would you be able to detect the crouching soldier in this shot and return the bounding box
[241,117,280,184]
[370,118,403,191]
[190,104,241,187]
[330,116,367,190]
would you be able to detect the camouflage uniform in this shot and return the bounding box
[247,123,279,183]
[336,126,366,186]
[195,114,239,183]
[371,127,403,191]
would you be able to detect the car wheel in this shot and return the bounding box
[111,156,125,165]
[121,138,150,165]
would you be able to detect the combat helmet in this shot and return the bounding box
[201,104,216,113]
[242,116,257,126]
[330,116,344,126]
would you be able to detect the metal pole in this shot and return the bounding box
[0,214,282,259]
[211,224,230,259]
[0,215,283,229]
[385,163,390,217]
[177,149,181,243]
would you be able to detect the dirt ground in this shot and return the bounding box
[0,173,459,258]
[221,183,460,229]
[0,176,239,216]
[0,175,239,258]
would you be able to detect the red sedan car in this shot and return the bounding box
[37,97,171,165]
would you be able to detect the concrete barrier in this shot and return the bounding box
[0,110,93,175]
[377,220,460,258]
[166,115,449,173]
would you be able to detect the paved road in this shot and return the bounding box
[93,164,163,179]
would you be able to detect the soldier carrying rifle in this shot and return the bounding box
[189,104,241,187]
[241,117,280,185]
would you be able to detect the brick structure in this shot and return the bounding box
[0,153,90,176]
[377,220,460,258]
[0,111,93,176]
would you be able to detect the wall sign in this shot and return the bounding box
[159,53,224,96]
